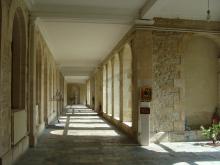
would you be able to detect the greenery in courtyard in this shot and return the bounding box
[201,123,220,144]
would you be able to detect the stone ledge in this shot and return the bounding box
[150,130,207,143]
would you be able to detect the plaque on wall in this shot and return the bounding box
[140,86,152,102]
[140,107,150,114]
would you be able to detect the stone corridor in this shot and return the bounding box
[15,105,220,165]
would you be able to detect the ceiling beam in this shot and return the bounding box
[140,0,157,19]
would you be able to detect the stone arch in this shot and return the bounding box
[103,65,107,113]
[11,7,27,110]
[183,35,220,129]
[10,6,27,146]
[107,60,113,116]
[121,43,132,125]
[69,84,80,105]
[113,53,120,120]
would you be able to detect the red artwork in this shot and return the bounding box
[140,86,152,102]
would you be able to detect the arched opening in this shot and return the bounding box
[11,8,26,111]
[67,84,80,105]
[184,36,220,129]
[113,54,120,120]
[11,7,27,144]
[107,60,112,116]
[122,44,132,126]
[103,66,107,113]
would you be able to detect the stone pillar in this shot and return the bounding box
[111,58,114,117]
[217,58,220,114]
[132,30,153,138]
[28,18,37,147]
[95,69,102,113]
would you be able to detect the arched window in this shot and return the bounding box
[122,44,132,126]
[11,8,26,110]
[107,60,112,116]
[102,66,107,113]
[113,54,120,120]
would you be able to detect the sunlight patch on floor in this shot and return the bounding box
[159,142,220,153]
[58,119,67,123]
[123,122,132,127]
[69,119,104,123]
[68,123,111,128]
[67,130,120,136]
[173,163,190,165]
[55,123,66,127]
[73,112,98,115]
[50,130,64,135]
[70,116,100,119]
[194,161,220,165]
[59,116,67,119]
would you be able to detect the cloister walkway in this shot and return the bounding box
[15,105,220,165]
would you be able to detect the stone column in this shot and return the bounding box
[28,18,37,147]
[132,30,153,138]
[218,58,220,113]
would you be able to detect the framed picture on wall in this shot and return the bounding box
[140,86,152,102]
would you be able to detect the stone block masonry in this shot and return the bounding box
[152,31,184,133]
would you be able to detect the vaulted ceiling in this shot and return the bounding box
[25,0,220,83]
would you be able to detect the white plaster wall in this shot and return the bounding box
[184,36,220,128]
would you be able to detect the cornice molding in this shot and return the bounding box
[135,18,220,34]
[29,5,139,24]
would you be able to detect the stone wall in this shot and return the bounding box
[0,0,66,163]
[183,36,219,129]
[29,24,65,142]
[152,31,185,133]
[0,0,29,161]
[89,18,220,142]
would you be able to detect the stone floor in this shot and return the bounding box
[15,105,220,165]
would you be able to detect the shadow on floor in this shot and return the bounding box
[15,105,220,165]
